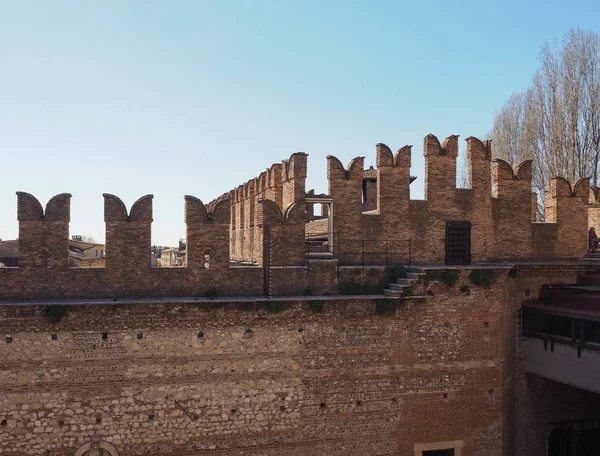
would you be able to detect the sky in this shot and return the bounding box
[2,0,600,246]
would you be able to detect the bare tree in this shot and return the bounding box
[490,27,600,219]
[456,150,469,188]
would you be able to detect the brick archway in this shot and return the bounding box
[73,441,120,456]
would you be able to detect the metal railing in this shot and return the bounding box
[305,232,412,271]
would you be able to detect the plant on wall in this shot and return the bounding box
[424,270,460,288]
[42,305,70,323]
[469,270,496,288]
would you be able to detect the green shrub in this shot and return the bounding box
[194,302,212,312]
[386,266,408,283]
[308,299,325,313]
[339,279,385,295]
[375,298,398,315]
[469,270,496,288]
[349,268,362,275]
[508,268,519,278]
[244,302,258,311]
[264,301,284,313]
[42,305,70,323]
[303,287,313,296]
[460,285,471,296]
[424,270,460,288]
[426,289,434,296]
[366,268,380,277]
[204,287,218,299]
[401,286,414,297]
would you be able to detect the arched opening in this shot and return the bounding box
[74,440,120,456]
[82,450,112,456]
[549,426,579,456]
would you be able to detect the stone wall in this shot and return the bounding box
[1,265,595,455]
[0,270,508,456]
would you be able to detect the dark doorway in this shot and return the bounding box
[579,422,600,456]
[445,221,471,265]
[423,450,454,456]
[549,426,579,456]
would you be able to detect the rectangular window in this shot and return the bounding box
[95,249,99,257]
[522,310,572,339]
[415,440,463,456]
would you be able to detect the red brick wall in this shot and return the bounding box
[327,135,589,264]
[17,192,71,269]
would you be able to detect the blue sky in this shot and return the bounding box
[2,0,600,245]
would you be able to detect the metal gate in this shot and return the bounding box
[445,221,471,265]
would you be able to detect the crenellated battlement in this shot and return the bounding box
[0,133,594,301]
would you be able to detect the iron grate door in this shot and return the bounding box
[423,450,455,456]
[446,221,471,265]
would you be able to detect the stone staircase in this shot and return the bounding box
[584,252,600,262]
[384,268,425,298]
[305,236,334,259]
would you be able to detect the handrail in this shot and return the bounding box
[305,232,412,270]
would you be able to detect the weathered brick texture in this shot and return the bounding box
[0,270,522,456]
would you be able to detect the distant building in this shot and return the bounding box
[158,239,187,267]
[0,240,18,267]
[69,236,106,268]
[362,166,417,211]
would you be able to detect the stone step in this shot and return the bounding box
[395,278,412,286]
[306,252,333,259]
[384,289,401,297]
[406,272,424,279]
[389,283,406,291]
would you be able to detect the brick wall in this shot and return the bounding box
[327,134,590,264]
